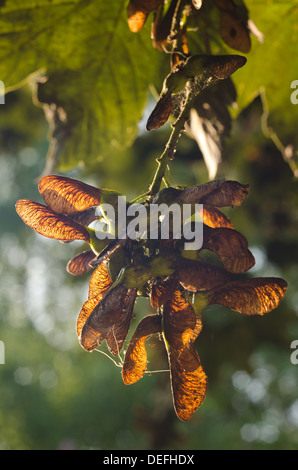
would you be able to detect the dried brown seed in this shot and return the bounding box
[150,276,178,308]
[163,290,197,351]
[127,0,163,33]
[122,314,162,384]
[15,199,90,242]
[203,226,255,273]
[177,258,229,292]
[146,91,173,131]
[38,175,103,214]
[66,250,96,276]
[209,277,288,315]
[169,344,207,421]
[79,285,137,352]
[198,205,234,229]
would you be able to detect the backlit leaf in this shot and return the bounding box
[209,277,288,315]
[0,0,162,170]
[15,199,90,243]
[122,314,162,384]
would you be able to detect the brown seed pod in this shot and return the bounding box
[209,277,288,315]
[38,175,103,214]
[15,199,90,243]
[66,250,96,276]
[79,284,137,352]
[122,314,162,384]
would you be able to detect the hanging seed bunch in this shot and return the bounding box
[16,175,287,421]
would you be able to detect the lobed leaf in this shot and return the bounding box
[122,314,162,384]
[209,277,288,315]
[15,199,90,243]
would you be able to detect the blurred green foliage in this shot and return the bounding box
[0,82,298,450]
[0,0,298,451]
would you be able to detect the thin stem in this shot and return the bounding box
[148,85,194,197]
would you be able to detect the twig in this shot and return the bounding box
[148,85,194,197]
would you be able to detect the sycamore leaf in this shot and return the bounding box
[66,250,96,276]
[122,314,162,385]
[202,226,255,273]
[0,0,161,170]
[209,277,288,315]
[232,0,298,172]
[15,199,90,243]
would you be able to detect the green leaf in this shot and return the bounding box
[0,0,162,169]
[232,0,298,172]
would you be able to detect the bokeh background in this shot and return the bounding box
[0,80,298,450]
